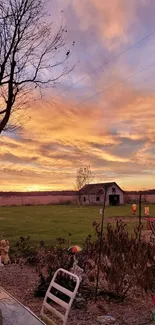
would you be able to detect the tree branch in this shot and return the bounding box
[0,109,7,115]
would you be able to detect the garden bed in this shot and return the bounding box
[0,264,153,325]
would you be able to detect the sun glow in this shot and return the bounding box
[25,185,44,192]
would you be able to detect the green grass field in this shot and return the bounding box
[0,204,154,245]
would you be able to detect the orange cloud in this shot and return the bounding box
[1,76,155,192]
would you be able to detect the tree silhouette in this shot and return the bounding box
[0,0,74,133]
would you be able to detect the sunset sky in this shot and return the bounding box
[1,0,155,191]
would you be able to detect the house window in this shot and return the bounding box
[83,196,86,202]
[96,196,100,201]
[112,187,116,194]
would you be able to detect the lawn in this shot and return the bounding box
[0,204,154,245]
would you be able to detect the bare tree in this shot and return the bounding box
[76,166,94,204]
[0,0,74,134]
[76,166,94,190]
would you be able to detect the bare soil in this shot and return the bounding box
[0,264,153,325]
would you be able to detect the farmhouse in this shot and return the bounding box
[78,182,124,206]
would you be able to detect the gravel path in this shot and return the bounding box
[0,264,153,325]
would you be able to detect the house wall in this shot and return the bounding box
[80,184,124,205]
[0,194,77,206]
[106,184,124,205]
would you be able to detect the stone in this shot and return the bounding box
[74,297,86,309]
[97,315,116,324]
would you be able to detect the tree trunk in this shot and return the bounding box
[0,109,11,134]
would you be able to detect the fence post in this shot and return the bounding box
[138,193,142,241]
[95,187,107,302]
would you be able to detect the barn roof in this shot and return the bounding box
[79,182,124,195]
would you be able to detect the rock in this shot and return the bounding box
[97,315,116,324]
[74,297,87,309]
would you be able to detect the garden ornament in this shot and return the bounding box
[132,203,137,215]
[0,239,10,264]
[145,206,150,216]
[68,245,82,253]
[68,245,83,282]
[70,261,84,282]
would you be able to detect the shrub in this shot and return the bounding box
[34,237,74,297]
[10,221,155,302]
[10,236,38,264]
[78,219,155,300]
